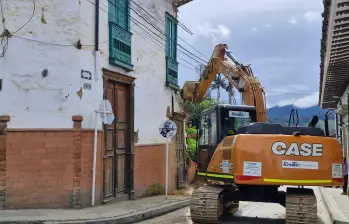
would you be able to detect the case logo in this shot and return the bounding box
[272,142,323,157]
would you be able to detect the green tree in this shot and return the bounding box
[182,98,226,125]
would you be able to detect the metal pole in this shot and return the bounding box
[165,138,169,199]
[92,111,98,206]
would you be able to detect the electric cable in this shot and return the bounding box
[130,15,205,66]
[11,0,35,34]
[11,34,108,46]
[83,0,208,65]
[130,6,208,64]
[130,0,208,60]
[131,24,196,71]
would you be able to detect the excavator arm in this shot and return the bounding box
[182,44,267,122]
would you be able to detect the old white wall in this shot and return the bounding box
[0,0,183,144]
[0,0,104,129]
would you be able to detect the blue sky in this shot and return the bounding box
[176,0,323,108]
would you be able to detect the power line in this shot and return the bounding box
[130,0,193,35]
[129,5,208,64]
[129,0,209,61]
[11,35,108,46]
[130,15,204,66]
[12,0,35,34]
[83,0,208,65]
[130,22,197,71]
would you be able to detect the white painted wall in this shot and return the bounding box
[0,0,183,144]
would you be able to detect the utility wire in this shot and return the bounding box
[130,15,203,66]
[130,5,208,64]
[83,0,208,65]
[11,35,108,46]
[130,22,197,71]
[129,0,208,60]
[12,0,35,34]
[130,0,193,35]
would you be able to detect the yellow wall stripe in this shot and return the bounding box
[264,178,332,184]
[197,172,234,179]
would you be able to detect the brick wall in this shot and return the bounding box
[3,116,103,209]
[134,143,177,197]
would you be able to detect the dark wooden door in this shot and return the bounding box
[174,119,186,188]
[103,81,129,201]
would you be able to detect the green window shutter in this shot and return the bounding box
[165,13,179,89]
[117,0,130,30]
[108,0,117,23]
[108,0,133,71]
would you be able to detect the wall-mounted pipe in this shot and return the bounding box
[95,0,99,51]
[92,0,100,207]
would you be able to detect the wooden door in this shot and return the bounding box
[174,119,186,189]
[103,81,129,201]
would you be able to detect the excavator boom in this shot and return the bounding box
[182,44,266,122]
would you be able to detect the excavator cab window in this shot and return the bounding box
[221,110,252,139]
[199,115,209,145]
[199,111,217,146]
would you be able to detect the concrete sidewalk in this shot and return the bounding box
[319,187,349,224]
[0,195,190,224]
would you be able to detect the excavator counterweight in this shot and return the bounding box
[183,44,344,224]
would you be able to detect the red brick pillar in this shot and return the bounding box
[0,115,10,210]
[71,115,83,208]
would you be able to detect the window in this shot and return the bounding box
[210,112,217,145]
[108,0,133,71]
[165,12,179,89]
[222,115,252,137]
[199,115,209,145]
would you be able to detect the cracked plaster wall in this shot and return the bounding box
[0,0,183,144]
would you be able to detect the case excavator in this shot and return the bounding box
[181,44,344,223]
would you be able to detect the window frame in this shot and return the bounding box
[165,12,179,89]
[108,0,134,71]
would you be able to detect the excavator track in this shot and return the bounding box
[190,185,238,224]
[285,187,317,224]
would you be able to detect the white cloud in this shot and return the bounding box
[304,11,321,22]
[264,24,272,28]
[275,92,319,108]
[251,27,259,33]
[288,18,297,25]
[266,84,310,96]
[195,23,231,43]
[266,103,275,109]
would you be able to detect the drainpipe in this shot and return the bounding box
[95,0,99,52]
[92,0,100,206]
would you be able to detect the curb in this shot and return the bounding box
[0,199,190,224]
[318,187,349,224]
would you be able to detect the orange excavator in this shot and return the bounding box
[181,44,344,223]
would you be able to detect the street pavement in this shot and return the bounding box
[139,187,332,224]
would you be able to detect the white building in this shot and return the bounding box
[0,0,193,209]
[319,0,349,162]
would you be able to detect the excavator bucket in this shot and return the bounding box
[182,81,199,101]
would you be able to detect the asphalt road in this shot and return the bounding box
[139,187,332,224]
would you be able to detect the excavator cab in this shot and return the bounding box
[196,104,257,172]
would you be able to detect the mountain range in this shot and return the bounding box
[266,105,336,131]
